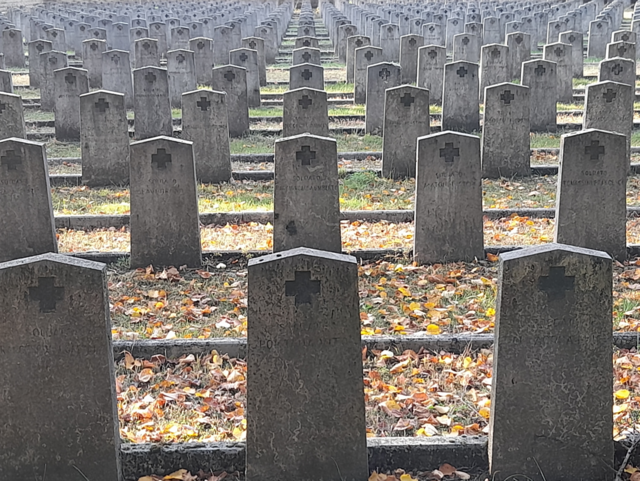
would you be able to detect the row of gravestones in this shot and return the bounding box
[0,241,617,481]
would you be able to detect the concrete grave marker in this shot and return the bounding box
[212,65,249,137]
[399,34,424,84]
[521,60,557,132]
[166,49,196,108]
[365,62,401,135]
[0,92,26,140]
[82,39,106,89]
[543,42,572,103]
[134,37,160,69]
[230,48,261,108]
[102,50,134,109]
[133,66,173,140]
[28,39,52,88]
[289,63,324,91]
[354,46,383,104]
[283,87,329,138]
[442,61,480,133]
[479,44,509,102]
[417,45,445,103]
[599,57,635,87]
[190,37,214,87]
[39,50,68,111]
[53,67,89,141]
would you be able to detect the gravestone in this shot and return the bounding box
[134,38,160,69]
[213,25,235,66]
[489,244,613,481]
[230,48,261,108]
[506,32,531,80]
[0,70,13,94]
[166,49,196,108]
[482,83,530,178]
[80,90,130,186]
[599,57,635,87]
[0,138,57,262]
[242,36,267,86]
[483,16,501,44]
[559,31,583,77]
[102,50,134,109]
[2,29,23,68]
[132,66,173,140]
[83,39,106,89]
[149,22,168,57]
[380,24,401,62]
[53,67,89,142]
[543,43,572,103]
[346,35,371,83]
[295,36,320,49]
[479,44,509,102]
[40,50,68,111]
[0,253,122,480]
[382,85,430,179]
[442,61,480,133]
[521,59,557,132]
[130,136,201,268]
[289,63,324,91]
[170,26,190,51]
[584,81,633,166]
[607,41,635,61]
[292,47,321,66]
[190,37,214,86]
[423,23,445,47]
[181,89,232,183]
[555,129,627,261]
[453,33,480,63]
[0,92,26,140]
[365,62,402,135]
[414,131,483,264]
[417,45,445,103]
[129,28,150,56]
[255,25,278,64]
[613,30,636,44]
[28,39,52,88]
[399,34,424,84]
[282,87,329,138]
[447,17,465,51]
[354,45,383,104]
[212,65,249,137]
[273,134,341,253]
[588,19,610,58]
[246,247,368,481]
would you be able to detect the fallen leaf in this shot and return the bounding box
[439,463,457,476]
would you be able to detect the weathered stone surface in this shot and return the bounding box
[230,48,261,108]
[292,46,321,66]
[598,57,635,87]
[130,136,201,268]
[521,59,557,132]
[382,85,430,179]
[273,134,341,253]
[607,41,635,61]
[354,45,383,104]
[490,243,613,481]
[82,39,106,89]
[181,89,232,184]
[452,33,480,63]
[190,37,214,87]
[399,34,423,84]
[289,63,324,91]
[442,61,479,133]
[166,49,196,109]
[134,38,160,69]
[482,83,530,178]
[414,131,483,264]
[346,35,371,83]
[246,247,367,481]
[0,92,26,140]
[555,129,627,261]
[40,50,68,111]
[102,50,134,109]
[417,45,445,103]
[0,138,57,262]
[543,42,573,103]
[588,19,610,59]
[80,90,130,186]
[479,44,509,102]
[559,31,583,77]
[242,37,267,86]
[380,23,401,62]
[28,39,52,88]
[506,32,531,80]
[365,62,401,135]
[53,67,89,141]
[133,66,173,140]
[212,65,249,138]
[0,253,122,481]
[282,87,329,138]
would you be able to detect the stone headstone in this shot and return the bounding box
[442,61,480,133]
[40,50,68,111]
[246,247,368,481]
[399,34,423,84]
[599,57,635,87]
[453,32,480,63]
[606,41,635,61]
[555,129,627,261]
[289,63,324,91]
[80,90,130,186]
[166,49,196,108]
[292,46,321,66]
[190,37,213,86]
[423,23,445,47]
[587,19,610,59]
[130,136,201,268]
[212,65,249,138]
[169,25,190,51]
[479,44,509,102]
[365,61,401,135]
[294,36,319,50]
[213,25,235,66]
[0,70,13,94]
[0,253,122,480]
[489,244,613,481]
[28,39,52,88]
[380,23,401,62]
[382,85,430,179]
[53,67,89,141]
[0,138,57,262]
[148,22,168,57]
[134,37,160,69]
[242,36,267,86]
[273,134,341,253]
[521,59,557,132]
[417,45,445,103]
[282,87,329,138]
[0,92,26,140]
[133,66,173,140]
[543,42,572,104]
[483,16,501,44]
[414,131,483,264]
[506,32,531,80]
[230,48,261,108]
[346,35,371,83]
[559,31,583,78]
[354,45,383,104]
[482,83,530,178]
[102,50,134,109]
[83,38,106,89]
[181,89,232,183]
[3,28,24,68]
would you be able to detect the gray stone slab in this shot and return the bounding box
[242,36,267,86]
[380,23,400,62]
[479,44,509,102]
[230,48,260,108]
[166,49,196,109]
[506,32,531,80]
[130,136,201,268]
[0,92,26,140]
[169,25,190,51]
[273,134,341,253]
[399,34,423,84]
[102,50,133,109]
[246,247,368,481]
[133,66,173,140]
[28,39,52,88]
[53,67,89,141]
[442,61,479,133]
[82,38,106,89]
[212,65,249,138]
[543,42,572,104]
[521,59,557,132]
[559,31,583,78]
[0,253,122,481]
[588,19,610,59]
[606,40,635,61]
[289,63,324,91]
[417,45,445,103]
[0,138,57,262]
[490,243,613,481]
[365,61,401,135]
[354,45,383,104]
[452,32,480,63]
[134,37,160,69]
[282,87,329,138]
[292,46,321,66]
[599,57,635,87]
[190,37,214,87]
[39,50,68,111]
[346,35,371,83]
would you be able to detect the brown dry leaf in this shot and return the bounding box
[124,351,135,370]
[368,472,387,481]
[631,472,640,481]
[138,368,154,383]
[197,270,212,279]
[162,469,192,480]
[439,464,457,476]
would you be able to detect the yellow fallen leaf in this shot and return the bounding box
[400,474,418,481]
[479,407,491,419]
[615,389,630,399]
[427,324,441,335]
[163,470,188,480]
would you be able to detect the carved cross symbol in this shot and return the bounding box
[90,42,98,51]
[554,47,563,57]
[584,140,605,160]
[535,64,546,76]
[36,43,44,52]
[515,35,523,44]
[236,52,247,62]
[304,27,310,34]
[111,54,120,64]
[303,39,310,46]
[612,63,624,75]
[143,42,150,50]
[356,38,363,47]
[428,49,438,59]
[145,71,156,83]
[400,93,414,107]
[617,44,627,56]
[622,33,630,41]
[456,66,468,77]
[224,70,236,81]
[409,37,416,46]
[462,36,469,45]
[302,51,311,62]
[176,53,185,63]
[29,277,65,313]
[296,145,316,165]
[48,57,58,65]
[298,95,312,109]
[365,50,374,61]
[1,150,21,170]
[538,266,574,302]
[603,88,617,103]
[299,69,313,81]
[500,90,514,104]
[151,148,172,169]
[568,34,575,42]
[285,271,320,306]
[196,41,205,50]
[491,48,501,59]
[429,26,435,32]
[197,96,211,111]
[379,68,391,80]
[439,142,459,163]
[554,23,561,29]
[95,98,109,112]
[249,40,256,49]
[387,26,394,33]
[65,73,76,85]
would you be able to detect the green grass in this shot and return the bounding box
[228,133,382,154]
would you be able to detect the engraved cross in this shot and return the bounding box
[95,98,109,112]
[296,145,316,165]
[285,271,321,306]
[456,66,468,77]
[439,142,459,163]
[365,50,374,61]
[603,88,617,103]
[197,97,211,111]
[612,63,624,75]
[151,148,172,169]
[224,70,236,81]
[301,69,313,80]
[538,266,574,302]
[400,93,414,107]
[500,90,515,104]
[535,64,546,76]
[29,277,65,313]
[145,71,156,82]
[584,140,605,160]
[298,95,312,109]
